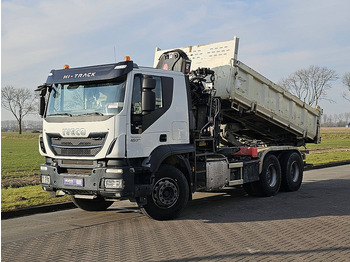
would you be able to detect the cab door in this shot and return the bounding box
[126,73,174,158]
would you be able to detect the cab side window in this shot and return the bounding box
[131,76,142,115]
[131,74,173,134]
[154,77,163,109]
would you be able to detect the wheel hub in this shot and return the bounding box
[290,161,300,182]
[152,178,179,208]
[267,164,277,187]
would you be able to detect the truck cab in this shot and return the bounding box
[38,58,194,217]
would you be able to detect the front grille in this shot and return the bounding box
[65,168,93,175]
[47,132,107,157]
[62,160,94,165]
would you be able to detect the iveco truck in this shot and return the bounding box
[37,37,321,220]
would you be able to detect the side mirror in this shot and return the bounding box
[39,96,46,117]
[36,84,48,117]
[141,78,156,114]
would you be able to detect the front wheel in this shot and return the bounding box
[71,196,113,211]
[140,164,189,220]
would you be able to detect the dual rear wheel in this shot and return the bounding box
[243,152,303,197]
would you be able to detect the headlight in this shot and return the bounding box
[104,179,124,189]
[41,175,51,184]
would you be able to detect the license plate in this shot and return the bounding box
[63,178,84,187]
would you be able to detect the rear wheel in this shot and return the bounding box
[259,154,281,196]
[71,196,113,211]
[280,152,303,191]
[140,164,189,220]
[245,154,281,197]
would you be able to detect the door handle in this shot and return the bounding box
[159,134,167,142]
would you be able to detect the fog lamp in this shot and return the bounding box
[105,179,123,189]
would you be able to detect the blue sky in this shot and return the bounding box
[2,0,350,120]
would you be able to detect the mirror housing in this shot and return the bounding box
[39,96,46,117]
[141,78,156,114]
[35,84,49,117]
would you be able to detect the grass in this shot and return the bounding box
[1,128,350,212]
[1,132,43,177]
[0,132,71,212]
[1,185,70,211]
[304,127,350,165]
[306,151,350,165]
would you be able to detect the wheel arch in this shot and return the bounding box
[146,144,194,193]
[258,146,302,174]
[162,154,193,193]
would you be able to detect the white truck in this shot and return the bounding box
[37,37,321,220]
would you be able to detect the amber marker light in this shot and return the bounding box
[124,56,131,61]
[64,65,70,69]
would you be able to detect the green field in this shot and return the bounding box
[1,128,350,212]
[2,132,43,177]
[1,132,71,211]
[305,128,350,165]
[1,185,70,211]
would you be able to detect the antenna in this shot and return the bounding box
[114,46,117,63]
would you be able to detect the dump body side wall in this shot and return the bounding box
[228,60,321,143]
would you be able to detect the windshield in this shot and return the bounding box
[46,79,126,117]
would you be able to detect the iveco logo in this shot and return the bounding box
[62,128,86,136]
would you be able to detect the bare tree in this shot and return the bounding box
[342,72,350,101]
[1,85,37,134]
[279,65,338,107]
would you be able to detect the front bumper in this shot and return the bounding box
[40,163,152,199]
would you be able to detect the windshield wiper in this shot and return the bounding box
[78,112,104,116]
[48,113,72,117]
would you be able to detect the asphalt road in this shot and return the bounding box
[2,165,350,261]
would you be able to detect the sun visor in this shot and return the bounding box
[46,61,136,84]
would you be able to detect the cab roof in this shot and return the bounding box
[45,60,137,84]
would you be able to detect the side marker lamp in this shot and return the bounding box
[106,169,123,174]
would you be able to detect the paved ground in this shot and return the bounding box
[2,165,350,261]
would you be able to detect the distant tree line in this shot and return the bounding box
[321,112,350,127]
[1,120,42,132]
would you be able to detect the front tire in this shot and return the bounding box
[71,196,113,211]
[140,164,189,220]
